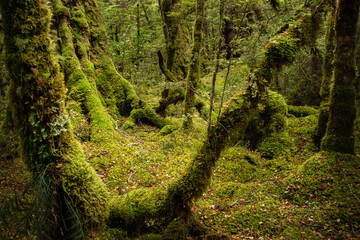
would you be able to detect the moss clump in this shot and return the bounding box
[243,91,295,159]
[162,217,206,240]
[108,188,163,231]
[245,91,291,155]
[258,131,294,159]
[264,35,298,68]
[122,101,167,130]
[288,105,318,117]
[70,7,90,33]
[159,124,179,136]
[53,1,70,17]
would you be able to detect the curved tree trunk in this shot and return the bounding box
[109,1,324,235]
[1,0,109,238]
[321,0,359,154]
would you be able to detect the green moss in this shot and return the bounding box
[280,152,360,233]
[233,197,284,235]
[70,8,90,33]
[108,188,163,231]
[288,105,318,117]
[265,35,298,68]
[162,217,206,240]
[1,0,110,236]
[258,131,295,159]
[52,0,70,17]
[122,103,167,130]
[159,124,179,136]
[57,12,116,141]
[61,138,109,229]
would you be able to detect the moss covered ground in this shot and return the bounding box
[1,89,359,239]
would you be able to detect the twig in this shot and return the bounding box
[343,173,360,202]
[127,142,142,146]
[127,169,138,182]
[230,200,238,207]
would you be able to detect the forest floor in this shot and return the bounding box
[0,65,359,239]
[1,106,359,239]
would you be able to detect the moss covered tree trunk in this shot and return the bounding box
[314,0,335,147]
[183,0,206,129]
[1,0,109,238]
[159,0,190,81]
[156,0,190,116]
[321,0,359,154]
[52,0,165,132]
[109,1,324,235]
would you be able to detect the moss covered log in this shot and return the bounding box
[321,0,359,154]
[1,0,109,237]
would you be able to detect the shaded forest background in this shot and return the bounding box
[0,0,359,239]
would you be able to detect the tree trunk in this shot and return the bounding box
[156,0,191,116]
[314,2,336,147]
[109,1,324,235]
[321,0,359,154]
[1,0,109,238]
[183,0,206,129]
[52,0,165,132]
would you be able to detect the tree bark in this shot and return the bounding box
[321,0,359,154]
[183,0,206,129]
[314,2,336,147]
[1,0,109,237]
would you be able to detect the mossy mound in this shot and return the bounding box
[281,152,360,235]
[243,91,295,159]
[162,217,207,240]
[288,105,318,117]
[258,131,295,159]
[158,124,179,136]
